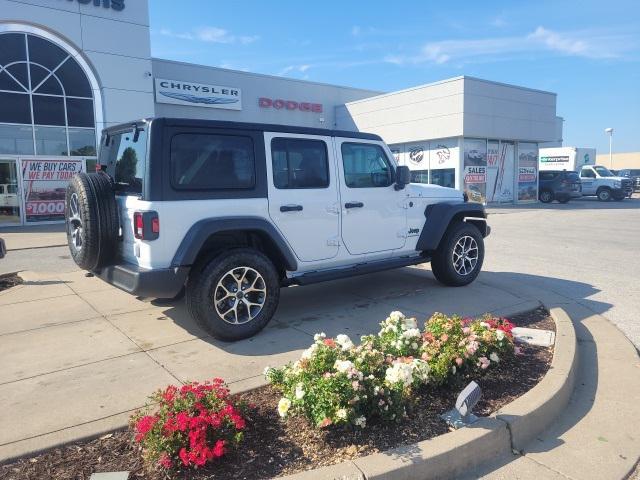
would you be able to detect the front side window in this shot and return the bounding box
[271,137,329,189]
[171,133,255,190]
[593,166,614,177]
[101,127,148,194]
[341,142,393,188]
[581,169,595,178]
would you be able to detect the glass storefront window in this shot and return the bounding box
[69,128,97,156]
[0,124,35,155]
[410,169,429,184]
[34,126,68,156]
[430,168,456,188]
[0,32,95,157]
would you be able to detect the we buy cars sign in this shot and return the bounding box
[21,159,83,217]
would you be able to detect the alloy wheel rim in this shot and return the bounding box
[68,192,83,252]
[452,235,479,276]
[214,266,267,325]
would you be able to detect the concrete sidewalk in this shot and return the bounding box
[0,223,66,251]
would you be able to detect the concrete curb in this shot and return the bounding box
[277,306,578,480]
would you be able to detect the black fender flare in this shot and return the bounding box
[415,202,489,252]
[171,216,298,271]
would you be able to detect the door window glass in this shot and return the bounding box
[102,127,148,195]
[430,168,456,188]
[341,142,393,188]
[271,137,329,189]
[581,169,595,178]
[171,133,255,190]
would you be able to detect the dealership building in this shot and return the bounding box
[0,0,562,227]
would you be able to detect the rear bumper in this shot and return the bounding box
[94,263,188,298]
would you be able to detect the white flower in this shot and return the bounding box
[411,342,418,349]
[263,366,271,377]
[411,358,431,383]
[490,352,500,363]
[385,362,414,388]
[301,343,318,360]
[277,398,291,417]
[336,334,354,351]
[354,416,366,428]
[480,321,490,328]
[401,328,421,339]
[452,366,457,375]
[334,359,355,373]
[389,311,405,322]
[496,330,505,341]
[336,408,348,420]
[295,383,305,400]
[314,332,326,341]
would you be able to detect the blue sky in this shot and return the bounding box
[150,0,640,154]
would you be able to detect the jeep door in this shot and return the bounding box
[265,132,340,262]
[335,139,407,255]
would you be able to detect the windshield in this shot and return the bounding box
[593,166,615,177]
[100,126,148,195]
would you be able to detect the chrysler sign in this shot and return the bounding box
[155,79,242,110]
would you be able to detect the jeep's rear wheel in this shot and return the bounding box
[186,248,280,341]
[431,222,484,287]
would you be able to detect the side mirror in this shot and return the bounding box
[0,238,6,259]
[395,166,411,190]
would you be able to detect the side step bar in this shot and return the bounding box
[287,255,430,286]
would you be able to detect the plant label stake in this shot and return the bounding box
[440,381,482,429]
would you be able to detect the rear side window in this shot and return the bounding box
[171,133,255,190]
[540,172,557,181]
[102,127,147,195]
[565,172,579,181]
[271,137,329,189]
[341,142,393,188]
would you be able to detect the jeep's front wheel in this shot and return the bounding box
[431,222,484,287]
[186,249,280,341]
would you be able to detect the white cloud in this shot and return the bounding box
[278,64,312,76]
[158,27,259,45]
[385,26,636,66]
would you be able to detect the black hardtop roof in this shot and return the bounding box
[104,117,383,141]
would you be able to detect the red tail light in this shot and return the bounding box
[133,211,159,240]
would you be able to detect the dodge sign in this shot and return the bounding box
[155,79,242,110]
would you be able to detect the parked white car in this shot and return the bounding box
[65,118,491,340]
[0,183,18,213]
[578,165,633,201]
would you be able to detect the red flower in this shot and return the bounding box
[323,338,337,348]
[134,415,158,442]
[179,447,190,466]
[158,452,172,469]
[213,439,226,457]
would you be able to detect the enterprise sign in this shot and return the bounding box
[62,0,125,11]
[155,79,242,111]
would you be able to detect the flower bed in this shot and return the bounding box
[0,307,554,480]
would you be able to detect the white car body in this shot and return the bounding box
[578,165,633,200]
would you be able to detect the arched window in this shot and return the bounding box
[0,33,96,156]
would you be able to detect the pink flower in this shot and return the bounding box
[352,381,360,390]
[478,356,490,369]
[440,333,449,342]
[455,357,463,366]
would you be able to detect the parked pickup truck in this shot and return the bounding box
[0,183,18,214]
[578,165,633,201]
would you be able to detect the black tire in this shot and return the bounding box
[539,190,554,203]
[65,172,119,270]
[186,248,280,341]
[431,222,484,287]
[597,187,611,202]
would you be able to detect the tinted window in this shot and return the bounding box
[341,142,393,188]
[0,93,31,124]
[430,168,456,188]
[69,128,96,156]
[102,127,148,195]
[171,133,255,190]
[581,169,595,178]
[565,172,580,181]
[411,169,429,184]
[0,33,26,65]
[271,137,329,189]
[28,34,68,71]
[0,70,24,92]
[32,95,65,126]
[540,172,557,181]
[66,98,95,127]
[34,126,67,155]
[55,57,92,97]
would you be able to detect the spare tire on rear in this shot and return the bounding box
[65,172,119,270]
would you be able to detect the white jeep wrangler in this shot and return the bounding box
[579,165,633,201]
[65,118,490,340]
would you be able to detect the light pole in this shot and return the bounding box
[604,128,613,168]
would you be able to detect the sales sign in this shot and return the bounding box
[464,166,487,184]
[21,159,83,221]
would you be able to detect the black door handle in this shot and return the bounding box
[345,201,364,209]
[280,204,303,212]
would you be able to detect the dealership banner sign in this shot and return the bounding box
[155,78,242,110]
[463,139,488,204]
[21,159,84,222]
[517,144,539,202]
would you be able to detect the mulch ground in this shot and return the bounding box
[0,307,554,480]
[0,273,22,293]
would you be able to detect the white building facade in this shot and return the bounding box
[0,0,561,227]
